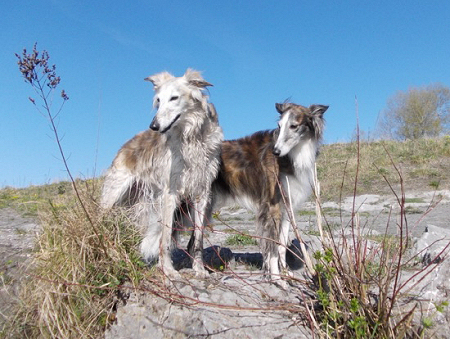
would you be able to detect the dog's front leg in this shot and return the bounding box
[159,191,180,279]
[191,196,208,278]
[278,216,293,277]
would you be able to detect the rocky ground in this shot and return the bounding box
[0,208,37,329]
[1,190,449,338]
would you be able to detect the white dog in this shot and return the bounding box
[212,102,328,287]
[101,69,223,278]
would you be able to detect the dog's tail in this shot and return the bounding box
[101,164,162,263]
[100,165,136,209]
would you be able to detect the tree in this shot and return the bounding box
[377,83,450,140]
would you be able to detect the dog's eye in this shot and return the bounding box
[290,124,299,130]
[170,96,179,101]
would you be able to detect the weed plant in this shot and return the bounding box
[304,135,450,338]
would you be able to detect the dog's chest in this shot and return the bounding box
[168,134,220,197]
[281,171,313,209]
[281,141,317,209]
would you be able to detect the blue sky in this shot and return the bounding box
[2,1,450,187]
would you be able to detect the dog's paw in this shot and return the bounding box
[282,268,294,278]
[159,264,182,281]
[273,278,289,290]
[192,261,208,279]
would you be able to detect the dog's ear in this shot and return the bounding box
[308,104,327,139]
[207,103,219,123]
[275,102,291,114]
[309,104,329,117]
[184,68,213,88]
[275,103,284,114]
[144,71,174,89]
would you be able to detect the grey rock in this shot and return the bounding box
[105,276,311,339]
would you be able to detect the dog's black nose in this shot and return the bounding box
[273,148,281,157]
[150,119,160,131]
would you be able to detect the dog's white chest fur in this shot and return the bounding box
[281,139,317,209]
[164,124,222,199]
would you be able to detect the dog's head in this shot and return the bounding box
[145,69,212,133]
[273,102,328,157]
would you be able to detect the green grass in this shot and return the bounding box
[429,180,440,189]
[0,181,82,217]
[365,234,408,257]
[405,206,424,214]
[221,215,245,222]
[225,233,258,247]
[297,210,317,217]
[404,197,425,203]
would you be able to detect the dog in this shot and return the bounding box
[101,69,223,278]
[212,102,328,287]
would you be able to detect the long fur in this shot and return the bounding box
[212,102,328,286]
[101,69,223,278]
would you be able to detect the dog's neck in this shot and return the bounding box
[166,104,217,164]
[278,137,319,209]
[277,137,318,179]
[289,138,318,172]
[179,102,210,139]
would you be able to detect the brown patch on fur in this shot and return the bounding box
[115,130,164,172]
[217,131,284,204]
[216,130,295,202]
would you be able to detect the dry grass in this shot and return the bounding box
[303,136,450,338]
[317,136,450,201]
[3,183,147,338]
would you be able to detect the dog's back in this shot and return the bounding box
[213,130,284,211]
[101,129,169,209]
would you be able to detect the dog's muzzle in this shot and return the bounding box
[149,114,181,134]
[149,118,160,131]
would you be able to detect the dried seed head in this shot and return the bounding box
[16,43,69,100]
[61,90,69,101]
